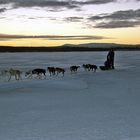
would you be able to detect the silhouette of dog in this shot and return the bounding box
[88,64,98,72]
[47,67,55,76]
[8,68,22,81]
[83,64,97,72]
[25,68,46,79]
[83,64,90,71]
[70,66,80,73]
[55,67,65,76]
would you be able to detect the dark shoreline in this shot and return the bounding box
[0,46,140,52]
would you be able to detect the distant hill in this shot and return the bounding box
[0,43,140,52]
[62,43,140,49]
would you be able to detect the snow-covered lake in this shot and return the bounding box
[0,51,140,140]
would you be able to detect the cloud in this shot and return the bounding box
[0,34,108,41]
[89,9,140,21]
[0,0,117,11]
[0,0,77,9]
[75,0,116,5]
[64,17,83,22]
[0,8,6,13]
[88,9,140,28]
[94,20,140,28]
[15,1,78,9]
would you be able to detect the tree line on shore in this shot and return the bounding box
[0,45,140,52]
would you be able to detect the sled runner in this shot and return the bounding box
[99,66,114,71]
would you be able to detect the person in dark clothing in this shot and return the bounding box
[106,48,115,69]
[104,60,111,69]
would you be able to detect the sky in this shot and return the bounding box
[0,0,140,47]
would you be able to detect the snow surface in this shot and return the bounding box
[0,51,140,140]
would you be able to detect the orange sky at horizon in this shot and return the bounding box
[0,27,140,47]
[0,0,140,47]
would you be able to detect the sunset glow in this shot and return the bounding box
[0,0,140,47]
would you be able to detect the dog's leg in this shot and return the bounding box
[8,75,11,82]
[44,73,46,79]
[62,72,64,77]
[15,74,18,80]
[18,73,22,80]
[56,71,58,77]
[27,73,32,79]
[50,72,51,76]
[39,73,42,79]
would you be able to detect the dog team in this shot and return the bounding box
[0,64,98,81]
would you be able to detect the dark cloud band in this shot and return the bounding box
[0,0,116,10]
[94,21,140,28]
[0,8,6,13]
[89,9,140,21]
[0,34,108,41]
[75,0,116,5]
[88,9,140,28]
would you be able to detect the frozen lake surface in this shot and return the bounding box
[0,51,140,140]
